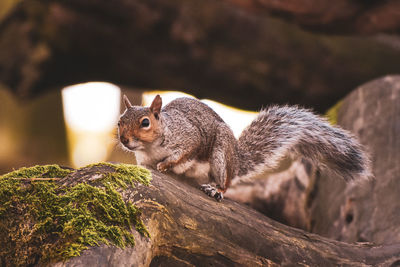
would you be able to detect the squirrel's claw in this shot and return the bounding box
[157,162,170,173]
[214,192,223,201]
[200,184,224,202]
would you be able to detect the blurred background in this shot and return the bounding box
[1,0,400,174]
[0,81,259,173]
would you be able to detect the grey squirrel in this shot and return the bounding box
[118,94,371,201]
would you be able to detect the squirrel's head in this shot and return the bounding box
[118,94,162,151]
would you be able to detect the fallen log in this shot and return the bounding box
[56,165,400,266]
[1,163,400,266]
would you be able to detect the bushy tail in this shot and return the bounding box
[236,105,372,181]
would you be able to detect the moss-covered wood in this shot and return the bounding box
[1,162,400,266]
[0,163,151,266]
[49,169,400,266]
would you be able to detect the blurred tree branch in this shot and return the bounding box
[225,0,400,34]
[0,0,399,112]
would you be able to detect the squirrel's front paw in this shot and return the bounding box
[200,184,224,202]
[157,162,170,173]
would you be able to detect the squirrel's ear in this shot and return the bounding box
[150,94,162,119]
[123,95,133,109]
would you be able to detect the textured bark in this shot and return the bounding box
[1,0,400,112]
[225,159,316,231]
[309,75,400,245]
[227,76,400,246]
[53,165,400,267]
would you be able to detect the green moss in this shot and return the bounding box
[325,100,343,125]
[0,163,151,266]
[87,162,151,188]
[0,164,73,179]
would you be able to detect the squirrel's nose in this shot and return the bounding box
[120,136,129,145]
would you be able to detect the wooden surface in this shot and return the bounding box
[55,164,400,266]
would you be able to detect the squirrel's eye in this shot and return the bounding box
[140,118,150,128]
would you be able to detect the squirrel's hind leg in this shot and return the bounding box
[201,127,236,202]
[199,148,228,201]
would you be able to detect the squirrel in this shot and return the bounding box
[118,94,371,201]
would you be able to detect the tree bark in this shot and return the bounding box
[54,164,400,267]
[225,75,400,246]
[309,75,400,245]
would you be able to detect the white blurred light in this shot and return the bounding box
[143,91,257,138]
[142,91,194,106]
[62,82,121,132]
[72,137,108,167]
[62,82,121,167]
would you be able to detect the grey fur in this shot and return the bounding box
[119,97,372,200]
[237,105,372,181]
